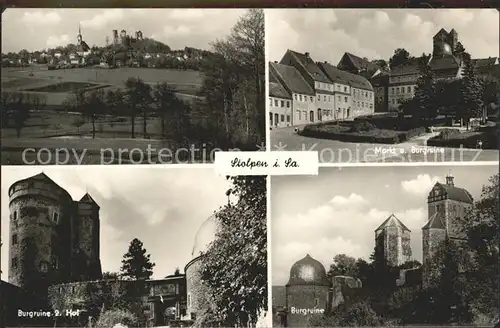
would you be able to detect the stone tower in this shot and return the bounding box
[422,173,473,287]
[374,214,412,267]
[285,254,331,327]
[433,28,453,57]
[8,173,73,297]
[8,173,103,298]
[447,29,458,53]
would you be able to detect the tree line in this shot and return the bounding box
[310,173,499,326]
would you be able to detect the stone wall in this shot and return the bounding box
[286,284,330,327]
[185,257,207,320]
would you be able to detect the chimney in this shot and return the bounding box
[446,173,454,186]
[305,52,310,58]
[274,61,278,63]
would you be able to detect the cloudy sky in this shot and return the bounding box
[1,166,232,281]
[267,9,499,64]
[271,165,497,285]
[2,8,245,53]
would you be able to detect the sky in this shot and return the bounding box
[0,166,232,281]
[267,9,499,64]
[271,165,498,285]
[1,8,246,53]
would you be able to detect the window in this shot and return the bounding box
[317,95,320,101]
[11,257,18,269]
[287,101,290,108]
[274,99,278,106]
[294,94,297,100]
[328,96,331,102]
[40,262,48,272]
[53,212,59,223]
[314,298,319,307]
[280,114,285,122]
[337,96,341,102]
[187,294,191,308]
[401,87,405,94]
[396,87,400,94]
[299,95,302,101]
[391,88,394,94]
[286,115,291,122]
[281,100,285,107]
[324,95,326,101]
[365,92,368,98]
[392,99,396,104]
[407,86,411,93]
[269,98,272,106]
[344,96,348,102]
[310,96,313,102]
[12,234,17,245]
[13,211,17,221]
[344,86,347,92]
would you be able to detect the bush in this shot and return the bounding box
[94,309,140,328]
[350,121,376,133]
[309,302,385,327]
[437,128,462,140]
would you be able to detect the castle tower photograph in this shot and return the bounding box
[271,165,498,327]
[1,166,269,328]
[266,8,499,164]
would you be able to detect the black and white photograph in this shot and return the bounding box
[267,9,499,163]
[0,167,269,327]
[271,165,499,327]
[1,8,265,165]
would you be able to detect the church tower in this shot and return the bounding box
[77,24,83,45]
[422,173,473,287]
[374,214,412,267]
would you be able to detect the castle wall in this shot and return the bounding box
[185,257,209,320]
[8,181,72,295]
[285,284,330,327]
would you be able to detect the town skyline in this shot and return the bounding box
[267,9,499,64]
[0,166,232,282]
[2,8,246,53]
[271,166,497,285]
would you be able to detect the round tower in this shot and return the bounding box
[184,213,219,321]
[8,173,72,297]
[286,254,331,327]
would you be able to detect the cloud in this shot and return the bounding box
[21,11,62,25]
[46,35,71,48]
[81,9,124,29]
[401,174,440,196]
[272,193,426,285]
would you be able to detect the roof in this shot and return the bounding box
[270,62,315,96]
[375,214,411,232]
[434,182,474,204]
[318,61,374,91]
[434,28,449,39]
[9,172,73,201]
[341,52,381,75]
[429,55,461,71]
[284,50,331,84]
[269,71,291,99]
[79,193,99,207]
[286,254,331,287]
[473,57,498,69]
[422,212,446,230]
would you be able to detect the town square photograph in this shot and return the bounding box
[267,9,499,163]
[271,165,499,326]
[1,8,265,164]
[0,166,269,327]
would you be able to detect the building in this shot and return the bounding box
[421,173,474,287]
[336,52,382,79]
[280,50,336,122]
[370,73,390,113]
[269,67,293,128]
[429,28,463,81]
[76,24,91,65]
[374,214,412,267]
[388,60,420,112]
[318,61,375,119]
[5,172,218,327]
[270,61,316,126]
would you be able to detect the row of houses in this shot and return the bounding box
[269,50,376,128]
[270,28,499,129]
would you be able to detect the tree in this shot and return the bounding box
[454,41,466,58]
[414,53,437,124]
[372,59,389,72]
[460,52,484,129]
[82,89,106,139]
[120,238,155,280]
[389,48,413,69]
[124,77,152,138]
[174,267,180,275]
[198,176,267,327]
[154,82,180,138]
[102,271,119,280]
[327,254,359,278]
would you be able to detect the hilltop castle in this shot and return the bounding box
[5,172,218,327]
[376,173,473,287]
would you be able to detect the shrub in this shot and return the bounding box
[350,121,376,133]
[438,128,462,140]
[94,309,139,328]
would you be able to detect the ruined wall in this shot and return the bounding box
[286,284,330,327]
[422,228,446,288]
[8,180,72,295]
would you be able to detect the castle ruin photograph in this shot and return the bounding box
[271,165,499,327]
[0,166,269,327]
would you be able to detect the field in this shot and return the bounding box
[1,65,208,164]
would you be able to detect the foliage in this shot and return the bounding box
[414,53,437,123]
[460,52,485,128]
[349,121,376,133]
[120,238,155,280]
[198,176,267,327]
[389,48,413,69]
[327,254,359,278]
[94,308,140,328]
[153,82,190,141]
[310,302,384,327]
[102,271,120,280]
[124,77,153,138]
[1,92,46,137]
